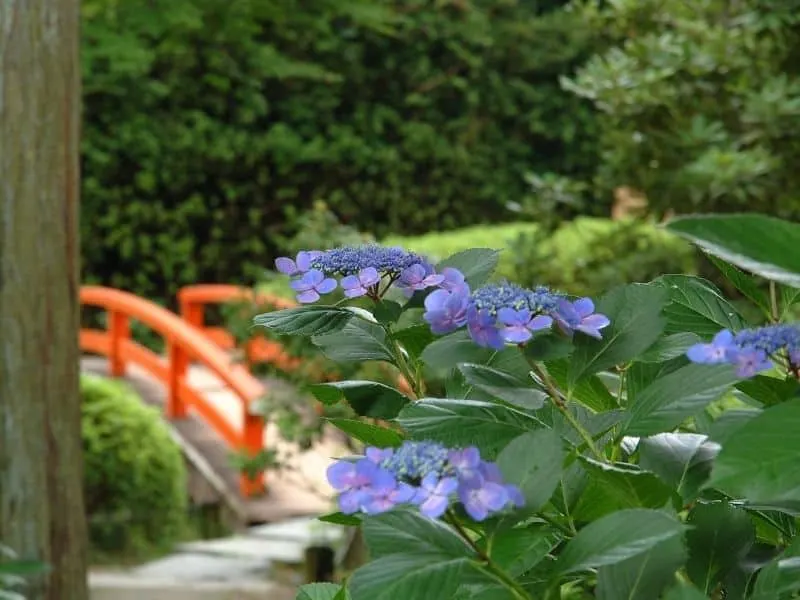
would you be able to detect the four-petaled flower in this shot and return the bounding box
[730,347,773,378]
[686,330,736,364]
[360,469,416,515]
[423,289,470,334]
[497,308,553,344]
[274,251,322,276]
[554,298,611,339]
[458,479,510,522]
[414,474,459,518]
[341,267,381,298]
[290,269,337,303]
[397,263,445,297]
[466,307,504,350]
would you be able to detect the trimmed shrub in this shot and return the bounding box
[80,0,599,303]
[81,375,188,557]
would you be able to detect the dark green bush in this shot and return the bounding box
[81,0,599,303]
[81,375,188,558]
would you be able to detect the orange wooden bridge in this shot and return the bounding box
[79,284,338,525]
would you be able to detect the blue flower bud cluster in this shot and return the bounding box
[423,272,611,349]
[686,323,800,378]
[274,245,445,303]
[326,441,524,521]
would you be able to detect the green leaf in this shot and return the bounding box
[458,363,546,410]
[437,248,500,288]
[396,398,542,458]
[684,502,754,594]
[655,275,746,336]
[708,399,800,512]
[546,359,617,411]
[362,510,472,559]
[661,582,711,600]
[625,363,740,436]
[253,305,353,336]
[568,284,667,386]
[557,509,685,575]
[393,324,436,360]
[572,458,673,521]
[318,512,361,527]
[485,526,557,577]
[312,319,395,363]
[666,213,800,288]
[297,583,346,600]
[735,376,799,408]
[707,254,771,312]
[596,535,687,600]
[310,380,409,419]
[373,300,403,324]
[496,430,564,510]
[421,330,493,372]
[326,419,403,447]
[638,433,717,501]
[349,511,475,600]
[751,537,800,599]
[637,333,702,363]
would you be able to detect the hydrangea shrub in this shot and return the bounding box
[256,213,800,600]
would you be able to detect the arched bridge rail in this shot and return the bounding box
[79,286,267,497]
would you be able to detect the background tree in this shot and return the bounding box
[563,0,800,218]
[0,1,89,598]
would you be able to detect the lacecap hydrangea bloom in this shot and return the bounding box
[275,245,448,303]
[326,441,524,521]
[686,323,800,378]
[423,277,610,349]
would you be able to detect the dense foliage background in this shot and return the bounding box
[81,0,598,302]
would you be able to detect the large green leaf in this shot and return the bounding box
[393,324,436,360]
[349,511,476,600]
[437,248,500,288]
[396,398,542,458]
[297,583,347,600]
[362,510,472,559]
[637,333,702,363]
[458,363,546,410]
[735,376,800,408]
[684,502,754,594]
[572,458,673,521]
[596,535,687,600]
[496,429,564,511]
[708,399,800,512]
[654,275,746,336]
[557,509,685,574]
[310,380,409,419]
[751,536,800,599]
[312,319,395,363]
[568,284,666,386]
[484,526,557,577]
[253,305,353,336]
[625,363,740,436]
[421,330,494,372]
[707,254,771,313]
[546,359,617,412]
[326,418,403,447]
[638,433,718,502]
[666,213,800,288]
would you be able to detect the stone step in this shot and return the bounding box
[89,572,294,600]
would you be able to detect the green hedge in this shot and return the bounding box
[81,375,188,558]
[81,0,598,302]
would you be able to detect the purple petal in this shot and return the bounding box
[441,268,466,290]
[434,477,459,496]
[290,278,313,292]
[304,269,324,285]
[400,264,425,285]
[316,277,337,295]
[480,462,503,483]
[501,326,532,344]
[392,483,417,504]
[572,297,595,318]
[481,482,510,511]
[581,314,610,331]
[422,273,445,287]
[424,289,452,312]
[686,343,720,364]
[528,315,553,332]
[712,329,735,346]
[344,287,367,298]
[362,495,396,515]
[450,447,481,470]
[505,485,525,507]
[498,308,528,326]
[576,325,605,340]
[296,289,320,303]
[359,267,381,287]
[275,257,297,275]
[366,447,392,463]
[419,494,450,519]
[340,275,360,290]
[295,251,315,272]
[338,490,366,514]
[327,461,356,490]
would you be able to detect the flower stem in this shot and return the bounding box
[529,362,604,460]
[446,512,531,600]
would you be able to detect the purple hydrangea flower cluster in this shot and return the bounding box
[686,323,800,378]
[275,245,446,303]
[326,441,524,521]
[423,278,610,349]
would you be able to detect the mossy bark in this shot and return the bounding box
[0,1,89,598]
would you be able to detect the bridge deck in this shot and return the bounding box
[81,356,343,525]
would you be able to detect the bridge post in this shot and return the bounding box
[240,412,266,496]
[108,311,130,377]
[166,342,189,419]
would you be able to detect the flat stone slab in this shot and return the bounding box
[179,536,307,564]
[89,572,294,600]
[249,517,345,546]
[132,552,270,582]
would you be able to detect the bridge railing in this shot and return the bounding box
[79,286,267,497]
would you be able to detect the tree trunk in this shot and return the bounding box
[0,1,88,599]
